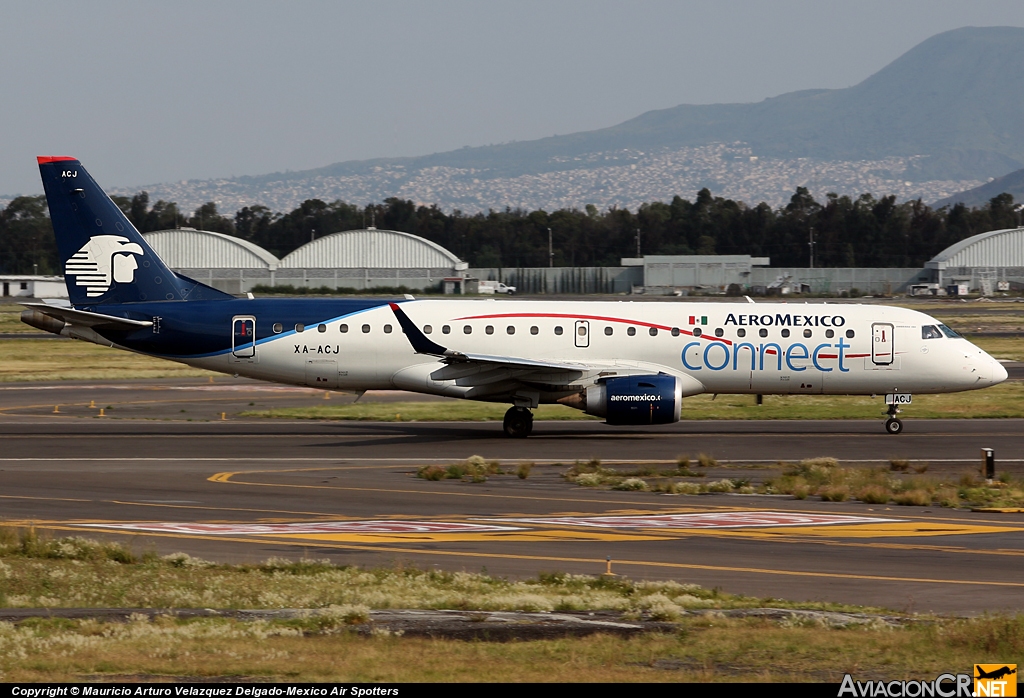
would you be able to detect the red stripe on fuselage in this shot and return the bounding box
[452,311,734,345]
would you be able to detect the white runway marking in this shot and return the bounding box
[492,511,899,529]
[75,520,525,535]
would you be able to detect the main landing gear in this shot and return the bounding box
[503,406,534,438]
[884,404,904,435]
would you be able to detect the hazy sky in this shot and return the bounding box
[3,0,1024,197]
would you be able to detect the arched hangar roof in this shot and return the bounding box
[927,227,1024,269]
[279,228,463,269]
[144,228,280,269]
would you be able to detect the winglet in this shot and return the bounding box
[389,303,448,355]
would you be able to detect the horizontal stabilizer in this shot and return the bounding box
[22,303,153,330]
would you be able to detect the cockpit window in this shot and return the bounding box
[921,325,943,340]
[938,324,961,339]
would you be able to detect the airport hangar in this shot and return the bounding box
[137,225,1024,297]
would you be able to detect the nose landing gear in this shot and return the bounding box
[884,404,903,435]
[503,405,534,438]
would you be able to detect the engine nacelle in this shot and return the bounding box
[585,374,683,425]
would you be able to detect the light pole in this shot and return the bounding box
[548,228,553,268]
[808,227,815,269]
[635,228,641,258]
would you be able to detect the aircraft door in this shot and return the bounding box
[574,320,590,348]
[231,316,257,360]
[872,323,894,365]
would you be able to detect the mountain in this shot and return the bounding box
[933,167,1024,208]
[109,26,1024,213]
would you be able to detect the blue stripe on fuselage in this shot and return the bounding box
[84,297,394,359]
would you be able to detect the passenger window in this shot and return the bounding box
[649,327,658,337]
[845,329,855,339]
[384,324,393,334]
[759,328,768,338]
[442,325,451,334]
[507,326,515,335]
[295,324,305,333]
[671,328,680,337]
[781,328,790,338]
[340,324,348,333]
[737,328,746,338]
[922,325,943,340]
[577,325,587,336]
[530,326,538,335]
[485,325,494,335]
[692,328,702,337]
[464,325,472,334]
[362,324,370,333]
[627,327,636,336]
[604,326,613,336]
[424,325,432,334]
[318,324,327,333]
[554,326,563,335]
[825,329,835,339]
[273,323,283,334]
[714,328,723,337]
[803,329,811,338]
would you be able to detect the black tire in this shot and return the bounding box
[885,418,904,435]
[503,406,533,438]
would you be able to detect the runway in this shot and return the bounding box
[1,377,1023,615]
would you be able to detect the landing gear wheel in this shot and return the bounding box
[885,418,903,435]
[503,406,533,438]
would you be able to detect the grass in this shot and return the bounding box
[0,306,34,334]
[0,338,215,382]
[0,531,1022,681]
[4,615,1024,682]
[760,461,1024,509]
[971,336,1024,361]
[0,529,847,614]
[550,456,1024,507]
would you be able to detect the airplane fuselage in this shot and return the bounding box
[67,297,1005,401]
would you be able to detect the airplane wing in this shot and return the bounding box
[22,303,153,331]
[389,302,654,394]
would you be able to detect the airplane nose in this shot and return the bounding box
[992,360,1009,384]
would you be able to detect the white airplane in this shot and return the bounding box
[23,157,1008,437]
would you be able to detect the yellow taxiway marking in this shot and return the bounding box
[30,523,1024,589]
[683,522,1024,538]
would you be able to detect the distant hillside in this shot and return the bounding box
[259,26,1024,184]
[110,26,1024,213]
[934,167,1024,207]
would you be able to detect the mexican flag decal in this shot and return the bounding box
[688,316,708,326]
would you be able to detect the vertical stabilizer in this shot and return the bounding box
[37,157,231,305]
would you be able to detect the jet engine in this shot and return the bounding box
[584,374,684,425]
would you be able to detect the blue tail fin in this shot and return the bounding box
[37,156,232,305]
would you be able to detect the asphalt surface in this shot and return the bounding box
[1,377,1023,615]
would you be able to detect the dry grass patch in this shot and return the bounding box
[2,614,1023,682]
[0,339,215,382]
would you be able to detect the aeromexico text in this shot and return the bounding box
[684,313,855,373]
[724,313,846,327]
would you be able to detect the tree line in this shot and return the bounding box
[1,187,1019,275]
